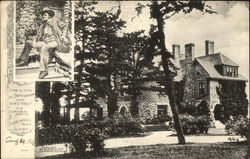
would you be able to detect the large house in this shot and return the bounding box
[179,41,247,124]
[52,40,247,125]
[98,40,248,125]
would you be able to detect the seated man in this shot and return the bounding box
[16,8,69,79]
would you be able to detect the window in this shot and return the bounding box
[157,105,168,118]
[224,66,238,77]
[231,67,235,77]
[199,82,205,94]
[235,68,238,77]
[227,67,230,76]
[229,67,232,76]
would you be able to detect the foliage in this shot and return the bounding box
[225,116,249,140]
[72,113,145,137]
[196,101,210,116]
[36,82,65,127]
[133,0,216,144]
[75,2,127,117]
[179,114,211,134]
[145,115,172,124]
[37,114,144,153]
[101,113,145,137]
[37,123,107,155]
[16,1,44,43]
[179,101,210,117]
[216,81,248,123]
[116,31,156,117]
[36,82,51,127]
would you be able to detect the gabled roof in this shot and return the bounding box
[195,54,247,81]
[196,53,239,67]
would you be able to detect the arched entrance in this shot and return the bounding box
[213,104,224,121]
[119,106,127,116]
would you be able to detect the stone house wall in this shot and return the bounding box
[99,80,171,122]
[137,81,170,122]
[182,61,210,105]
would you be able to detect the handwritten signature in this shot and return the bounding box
[5,136,34,146]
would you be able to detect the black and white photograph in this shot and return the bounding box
[15,1,73,81]
[33,1,249,159]
[0,1,249,159]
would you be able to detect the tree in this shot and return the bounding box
[134,0,216,144]
[36,82,65,127]
[74,2,98,122]
[36,82,51,127]
[117,31,159,116]
[75,2,126,117]
[50,82,65,127]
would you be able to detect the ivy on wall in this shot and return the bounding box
[216,80,248,122]
[16,1,44,44]
[16,0,70,44]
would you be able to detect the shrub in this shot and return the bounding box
[37,114,144,154]
[102,113,145,137]
[225,116,249,139]
[179,114,212,134]
[146,115,172,124]
[37,122,107,155]
[196,115,212,134]
[179,114,198,134]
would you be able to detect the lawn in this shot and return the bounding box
[36,142,248,159]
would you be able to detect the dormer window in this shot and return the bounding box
[224,66,238,77]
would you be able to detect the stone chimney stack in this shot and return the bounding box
[205,40,214,56]
[185,43,195,61]
[172,44,180,59]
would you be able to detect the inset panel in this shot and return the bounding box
[15,1,73,81]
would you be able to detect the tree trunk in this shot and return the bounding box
[107,91,118,117]
[66,107,71,123]
[130,94,139,117]
[51,93,60,128]
[41,82,51,127]
[43,96,51,127]
[74,60,84,122]
[66,97,71,124]
[153,1,185,144]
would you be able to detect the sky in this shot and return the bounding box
[96,1,249,98]
[34,1,249,112]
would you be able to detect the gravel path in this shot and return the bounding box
[105,131,244,148]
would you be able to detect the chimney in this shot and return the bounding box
[185,43,195,61]
[172,44,180,59]
[205,40,214,55]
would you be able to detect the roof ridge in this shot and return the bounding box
[196,52,221,59]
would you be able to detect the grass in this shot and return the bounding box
[36,142,248,159]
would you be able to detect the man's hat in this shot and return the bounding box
[40,8,55,17]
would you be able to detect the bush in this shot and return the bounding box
[225,116,249,139]
[146,115,172,124]
[102,113,145,137]
[37,114,145,154]
[179,114,198,134]
[196,115,212,134]
[179,114,211,134]
[37,122,107,155]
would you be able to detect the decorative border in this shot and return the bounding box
[6,1,14,84]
